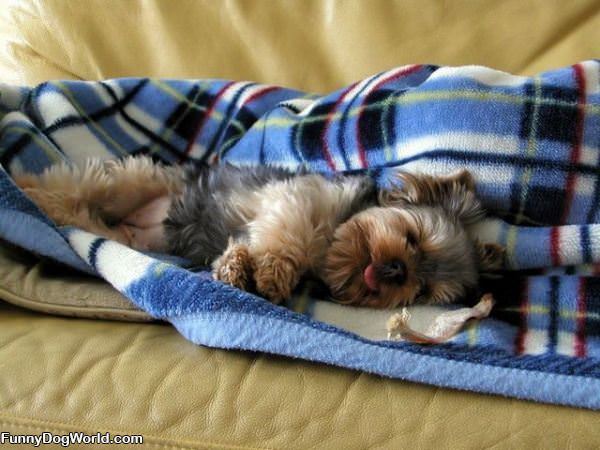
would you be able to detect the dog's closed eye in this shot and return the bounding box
[406,230,419,248]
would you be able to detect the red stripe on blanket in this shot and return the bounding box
[561,63,587,224]
[575,277,588,357]
[515,279,530,355]
[321,82,358,171]
[356,65,422,168]
[243,86,281,106]
[550,226,561,266]
[181,81,236,162]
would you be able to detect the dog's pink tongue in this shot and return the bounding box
[363,264,379,292]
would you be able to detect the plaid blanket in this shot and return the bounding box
[1,62,599,409]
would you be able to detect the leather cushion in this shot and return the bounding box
[1,299,599,449]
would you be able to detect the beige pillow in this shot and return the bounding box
[0,240,152,321]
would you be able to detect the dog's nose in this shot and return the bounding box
[378,260,407,285]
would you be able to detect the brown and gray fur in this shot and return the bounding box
[13,156,504,307]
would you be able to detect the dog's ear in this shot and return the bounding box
[475,241,506,272]
[378,170,485,224]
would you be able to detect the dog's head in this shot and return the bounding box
[322,170,504,308]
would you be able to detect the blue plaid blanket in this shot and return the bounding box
[1,62,599,409]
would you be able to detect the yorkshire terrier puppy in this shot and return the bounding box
[13,156,504,307]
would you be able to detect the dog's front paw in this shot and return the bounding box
[254,253,299,304]
[212,243,255,291]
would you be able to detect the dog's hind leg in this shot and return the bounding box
[120,196,173,252]
[99,156,183,220]
[26,189,136,244]
[102,157,184,251]
[13,161,136,245]
[13,156,184,249]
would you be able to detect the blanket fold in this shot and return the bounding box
[1,62,599,409]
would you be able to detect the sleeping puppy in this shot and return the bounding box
[13,156,504,307]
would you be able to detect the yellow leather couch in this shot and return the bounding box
[1,1,599,448]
